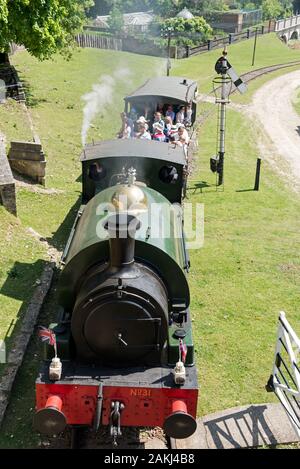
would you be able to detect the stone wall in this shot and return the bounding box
[8,140,46,186]
[0,138,17,216]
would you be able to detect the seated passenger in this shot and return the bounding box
[169,124,179,142]
[118,112,132,139]
[164,116,172,141]
[166,105,175,123]
[152,112,165,132]
[153,123,166,142]
[174,125,189,147]
[176,106,185,125]
[122,121,132,139]
[136,123,151,140]
[185,103,193,127]
[129,107,138,122]
[157,103,164,114]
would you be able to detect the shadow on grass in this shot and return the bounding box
[236,188,256,192]
[45,196,82,251]
[16,74,49,108]
[187,181,217,195]
[0,259,48,353]
[0,193,81,359]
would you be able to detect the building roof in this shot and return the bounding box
[80,139,186,166]
[177,7,194,19]
[94,11,154,28]
[125,76,198,105]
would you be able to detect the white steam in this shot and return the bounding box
[81,67,130,147]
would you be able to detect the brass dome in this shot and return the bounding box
[111,184,148,215]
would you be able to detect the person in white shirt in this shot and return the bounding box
[185,103,193,126]
[136,123,151,140]
[174,125,189,147]
[176,106,185,125]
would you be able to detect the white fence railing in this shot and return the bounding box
[267,312,300,438]
[275,15,300,32]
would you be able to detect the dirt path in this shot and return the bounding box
[250,69,300,191]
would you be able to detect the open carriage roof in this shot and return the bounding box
[80,139,186,165]
[124,76,198,104]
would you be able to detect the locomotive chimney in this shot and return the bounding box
[107,214,140,268]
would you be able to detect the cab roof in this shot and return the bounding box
[80,139,186,166]
[124,76,197,105]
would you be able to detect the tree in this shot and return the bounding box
[261,0,282,18]
[158,16,213,46]
[107,5,124,33]
[0,0,93,60]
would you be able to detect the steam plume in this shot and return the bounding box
[81,67,130,147]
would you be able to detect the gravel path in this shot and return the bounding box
[250,69,300,191]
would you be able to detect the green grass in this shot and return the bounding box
[0,33,300,447]
[189,108,300,414]
[173,33,300,94]
[0,208,46,374]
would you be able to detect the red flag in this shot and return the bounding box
[38,326,56,347]
[179,339,187,363]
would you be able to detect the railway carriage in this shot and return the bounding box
[34,78,199,445]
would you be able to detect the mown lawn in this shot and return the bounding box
[0,34,300,447]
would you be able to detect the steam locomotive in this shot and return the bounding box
[34,77,199,445]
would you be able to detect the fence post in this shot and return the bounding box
[261,25,265,35]
[247,28,250,39]
[254,158,261,191]
[228,33,232,44]
[186,45,190,58]
[207,40,212,51]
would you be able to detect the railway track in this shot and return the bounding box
[44,425,170,449]
[196,59,300,126]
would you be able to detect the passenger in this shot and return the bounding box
[122,121,132,139]
[174,125,190,147]
[185,103,193,127]
[166,105,175,123]
[153,123,166,142]
[118,113,132,139]
[164,116,173,141]
[169,124,179,142]
[176,106,185,125]
[129,107,138,122]
[136,123,151,140]
[152,112,165,133]
[135,116,148,134]
[157,103,164,114]
[136,116,148,125]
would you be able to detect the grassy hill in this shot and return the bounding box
[0,33,300,447]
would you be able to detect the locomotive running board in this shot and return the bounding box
[266,312,300,437]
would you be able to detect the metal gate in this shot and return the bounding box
[266,312,300,437]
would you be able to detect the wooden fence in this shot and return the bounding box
[75,33,122,51]
[76,20,276,59]
[187,21,275,57]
